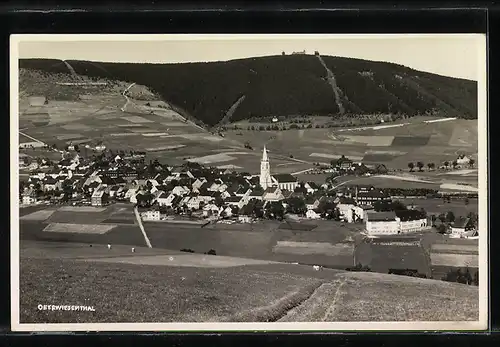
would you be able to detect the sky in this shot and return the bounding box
[16,34,484,81]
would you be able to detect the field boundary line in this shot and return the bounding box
[134,206,153,248]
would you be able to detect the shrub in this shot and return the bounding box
[180,248,195,253]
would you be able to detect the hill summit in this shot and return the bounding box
[19,55,477,127]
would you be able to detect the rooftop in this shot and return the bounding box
[367,211,397,222]
[273,174,297,183]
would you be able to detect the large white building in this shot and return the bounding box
[365,210,429,235]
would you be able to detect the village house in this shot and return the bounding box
[202,203,220,217]
[238,203,255,223]
[292,185,308,198]
[42,177,61,192]
[192,177,208,191]
[108,185,120,198]
[172,185,190,196]
[21,188,38,205]
[91,189,109,207]
[141,209,161,221]
[187,196,205,210]
[156,192,174,207]
[306,209,321,219]
[263,186,284,202]
[305,197,321,211]
[248,188,265,201]
[335,155,353,169]
[456,155,471,166]
[450,217,477,238]
[304,182,320,194]
[225,195,246,210]
[355,189,391,204]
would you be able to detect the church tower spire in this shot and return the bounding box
[260,145,272,190]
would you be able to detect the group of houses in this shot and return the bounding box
[19,145,477,238]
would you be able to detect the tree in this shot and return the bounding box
[469,159,475,168]
[408,162,414,172]
[391,200,407,211]
[437,224,447,234]
[427,162,433,171]
[445,211,455,223]
[438,213,446,223]
[452,160,458,169]
[444,161,449,170]
[464,197,469,205]
[416,161,424,172]
[430,214,437,226]
[285,197,307,215]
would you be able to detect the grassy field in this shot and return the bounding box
[19,241,479,323]
[20,257,330,323]
[20,213,361,268]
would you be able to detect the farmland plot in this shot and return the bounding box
[20,210,56,221]
[391,136,431,146]
[43,223,117,234]
[123,115,154,123]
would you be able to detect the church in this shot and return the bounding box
[259,146,299,191]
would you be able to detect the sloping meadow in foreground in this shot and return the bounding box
[20,258,479,323]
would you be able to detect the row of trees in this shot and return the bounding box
[408,159,475,172]
[441,268,478,286]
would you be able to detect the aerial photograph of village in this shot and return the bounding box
[13,35,486,329]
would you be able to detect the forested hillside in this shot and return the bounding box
[19,55,477,126]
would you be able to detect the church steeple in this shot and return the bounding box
[260,145,272,190]
[262,145,268,162]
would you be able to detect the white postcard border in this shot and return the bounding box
[10,33,489,332]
